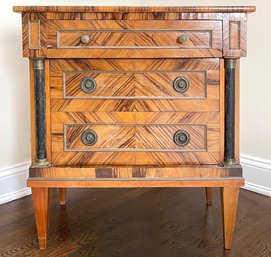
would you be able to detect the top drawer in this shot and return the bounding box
[47,20,222,58]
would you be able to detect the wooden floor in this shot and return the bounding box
[0,188,270,257]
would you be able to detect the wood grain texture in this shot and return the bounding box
[22,13,47,58]
[62,124,207,151]
[58,71,211,99]
[58,30,212,48]
[27,179,244,188]
[31,188,51,249]
[49,58,220,72]
[221,187,240,249]
[49,57,222,165]
[13,6,256,13]
[45,12,227,21]
[223,13,247,57]
[29,165,243,179]
[46,20,222,58]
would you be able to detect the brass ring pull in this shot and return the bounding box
[81,130,97,146]
[80,77,96,93]
[179,34,188,43]
[81,34,90,44]
[173,77,189,93]
[173,130,190,146]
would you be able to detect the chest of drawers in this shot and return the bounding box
[14,5,255,250]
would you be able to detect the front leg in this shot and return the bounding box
[31,187,51,249]
[220,186,240,249]
[58,188,67,205]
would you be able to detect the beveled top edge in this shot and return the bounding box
[13,5,256,13]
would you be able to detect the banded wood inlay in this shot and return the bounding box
[29,165,242,179]
[46,12,227,21]
[29,20,40,49]
[13,6,256,13]
[223,13,247,57]
[22,13,47,58]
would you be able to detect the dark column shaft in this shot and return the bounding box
[224,59,236,163]
[34,59,48,164]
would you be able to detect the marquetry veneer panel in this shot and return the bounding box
[47,20,222,58]
[63,124,207,151]
[50,58,220,100]
[60,71,210,99]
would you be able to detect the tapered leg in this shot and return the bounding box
[58,188,67,205]
[31,187,51,249]
[205,187,213,205]
[220,186,240,250]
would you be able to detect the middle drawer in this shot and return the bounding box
[50,58,220,103]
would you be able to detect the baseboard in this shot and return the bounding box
[241,154,271,197]
[0,162,31,205]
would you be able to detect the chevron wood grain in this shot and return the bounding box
[50,58,219,99]
[51,71,218,99]
[57,30,212,48]
[63,72,135,99]
[50,123,220,165]
[51,112,220,133]
[62,124,207,151]
[51,99,220,112]
[45,20,222,58]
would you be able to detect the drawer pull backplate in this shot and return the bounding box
[80,77,96,93]
[81,34,90,44]
[81,129,98,146]
[173,130,190,146]
[173,77,189,93]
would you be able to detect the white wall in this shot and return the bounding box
[0,0,270,203]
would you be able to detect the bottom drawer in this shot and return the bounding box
[51,123,221,165]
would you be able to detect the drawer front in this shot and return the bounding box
[50,58,219,102]
[51,123,220,166]
[62,71,207,99]
[47,20,222,58]
[64,124,206,151]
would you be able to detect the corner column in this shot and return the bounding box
[224,58,237,164]
[33,58,48,165]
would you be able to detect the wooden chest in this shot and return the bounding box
[14,5,255,250]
